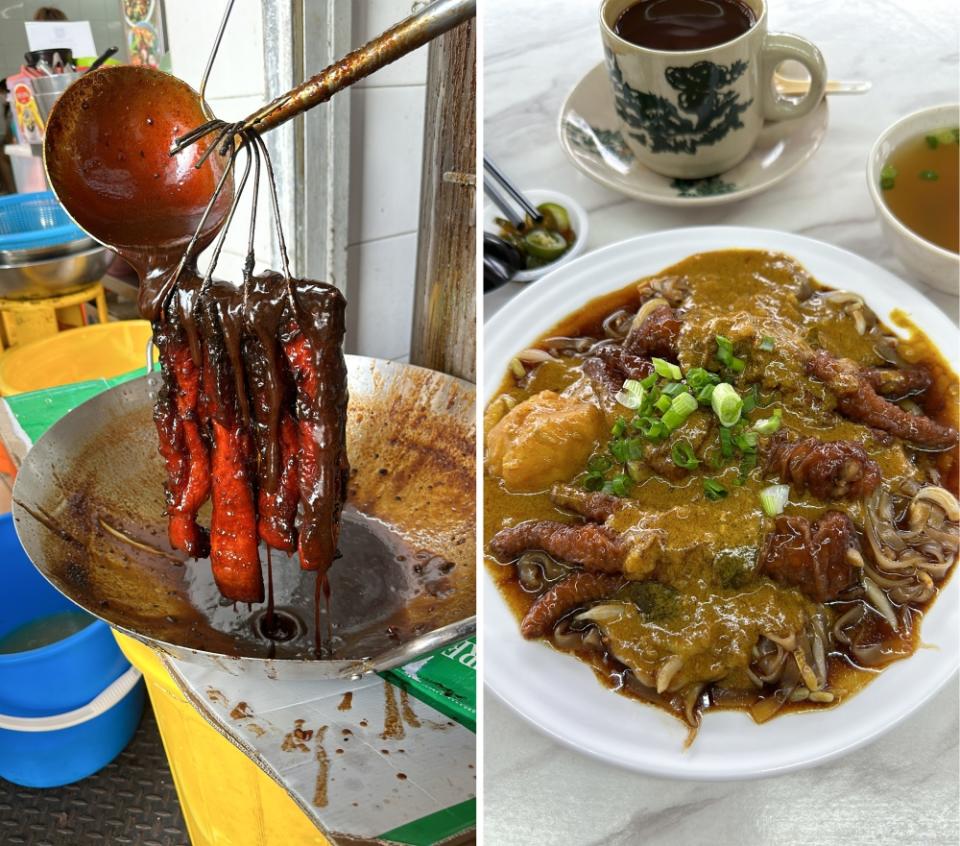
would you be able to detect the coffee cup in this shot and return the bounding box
[599,0,826,178]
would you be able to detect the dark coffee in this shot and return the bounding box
[614,0,756,51]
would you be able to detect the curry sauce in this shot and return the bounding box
[484,250,959,731]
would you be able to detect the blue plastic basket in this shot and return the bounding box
[0,191,88,252]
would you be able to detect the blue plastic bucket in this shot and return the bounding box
[0,513,145,787]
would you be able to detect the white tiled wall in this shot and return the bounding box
[345,0,426,362]
[160,0,427,362]
[163,0,271,282]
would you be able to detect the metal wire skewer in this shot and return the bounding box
[252,133,297,314]
[199,0,236,111]
[169,0,475,156]
[163,0,477,315]
[156,142,241,313]
[241,131,262,312]
[200,139,255,293]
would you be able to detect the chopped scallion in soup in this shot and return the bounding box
[880,128,959,253]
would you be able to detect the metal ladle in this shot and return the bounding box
[42,0,475,274]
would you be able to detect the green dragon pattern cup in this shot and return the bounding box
[599,0,827,179]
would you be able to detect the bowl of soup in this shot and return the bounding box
[867,104,959,293]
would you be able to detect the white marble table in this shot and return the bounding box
[483,1,959,842]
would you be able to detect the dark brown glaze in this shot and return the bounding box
[146,267,349,610]
[152,336,189,547]
[765,431,881,500]
[623,305,682,360]
[152,291,210,559]
[520,572,624,638]
[256,414,300,553]
[199,286,263,603]
[241,274,302,553]
[279,277,349,579]
[489,520,630,573]
[760,511,859,602]
[808,350,958,451]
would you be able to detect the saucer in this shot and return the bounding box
[558,62,829,207]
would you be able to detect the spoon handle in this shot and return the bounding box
[776,78,872,96]
[242,0,475,137]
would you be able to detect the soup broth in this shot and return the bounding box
[880,129,959,254]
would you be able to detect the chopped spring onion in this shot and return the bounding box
[640,371,659,390]
[603,473,633,498]
[583,472,605,491]
[711,382,743,427]
[733,431,758,453]
[609,437,643,463]
[919,169,939,181]
[615,378,646,409]
[662,382,687,398]
[737,452,758,485]
[661,392,697,431]
[697,383,716,405]
[637,416,669,441]
[588,454,612,473]
[652,357,682,380]
[759,484,790,516]
[626,460,646,483]
[741,384,759,414]
[671,440,700,470]
[704,479,728,501]
[753,408,783,434]
[612,418,627,438]
[758,336,776,352]
[719,427,733,459]
[685,367,720,390]
[925,134,940,150]
[880,164,897,190]
[654,395,672,414]
[715,335,746,373]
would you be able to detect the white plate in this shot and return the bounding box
[483,226,959,779]
[558,63,829,207]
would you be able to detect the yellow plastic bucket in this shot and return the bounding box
[0,320,153,396]
[114,633,330,846]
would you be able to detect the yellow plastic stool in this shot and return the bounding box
[114,633,330,846]
[0,320,154,396]
[0,283,108,351]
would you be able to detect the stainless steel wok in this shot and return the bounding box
[12,355,475,680]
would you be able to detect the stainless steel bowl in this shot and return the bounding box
[32,71,82,125]
[0,245,112,297]
[0,236,97,266]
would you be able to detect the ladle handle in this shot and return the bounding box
[341,615,476,678]
[241,0,475,137]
